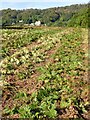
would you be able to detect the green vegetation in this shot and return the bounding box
[0,4,89,28]
[0,27,89,119]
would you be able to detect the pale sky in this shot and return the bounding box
[0,0,89,10]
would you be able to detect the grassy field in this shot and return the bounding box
[0,27,89,119]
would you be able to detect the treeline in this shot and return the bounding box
[0,4,89,27]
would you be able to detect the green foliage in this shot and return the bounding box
[1,4,88,27]
[67,8,88,27]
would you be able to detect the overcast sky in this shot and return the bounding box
[0,0,89,10]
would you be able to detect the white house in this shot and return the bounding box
[12,22,15,25]
[19,20,23,23]
[35,21,41,26]
[30,23,35,26]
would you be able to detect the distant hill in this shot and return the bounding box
[0,4,89,27]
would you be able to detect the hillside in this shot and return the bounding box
[1,27,89,119]
[0,4,89,27]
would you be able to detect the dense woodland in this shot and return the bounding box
[0,4,89,27]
